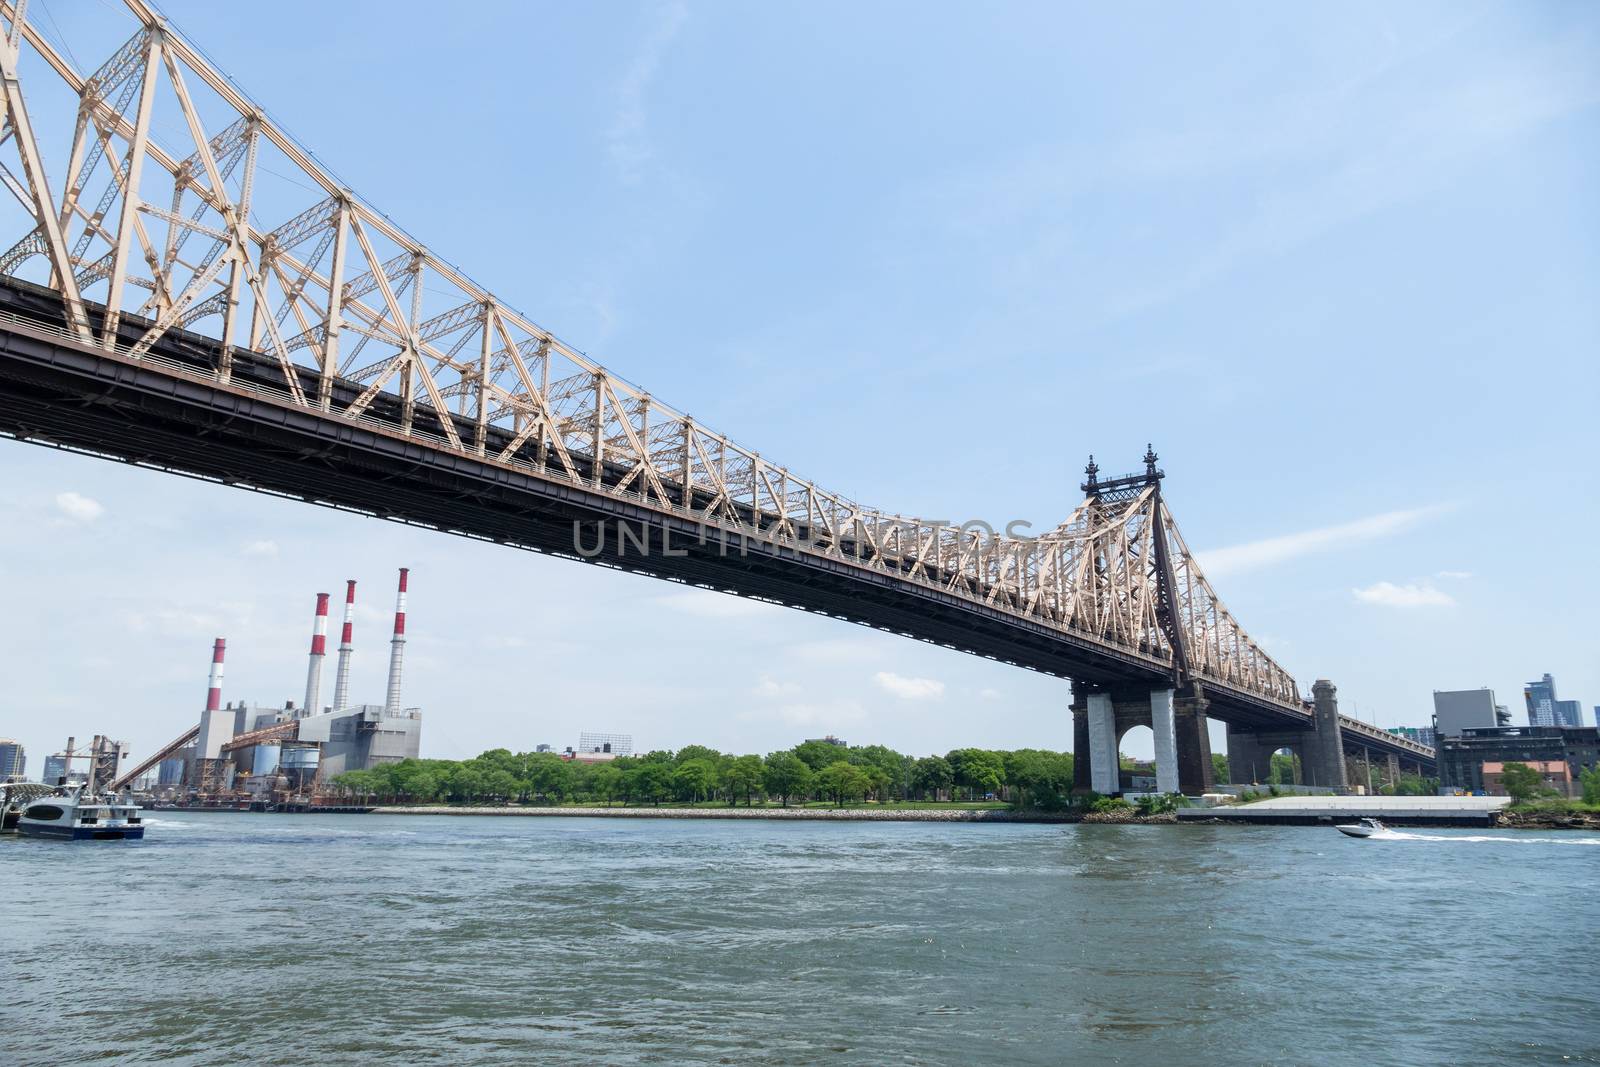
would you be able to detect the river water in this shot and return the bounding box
[3,814,1597,1065]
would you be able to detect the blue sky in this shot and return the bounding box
[2,0,1596,770]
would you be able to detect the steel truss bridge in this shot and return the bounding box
[0,0,1432,791]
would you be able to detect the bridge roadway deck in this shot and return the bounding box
[0,277,1425,757]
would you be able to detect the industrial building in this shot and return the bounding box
[109,569,423,805]
[1431,688,1512,738]
[577,732,633,757]
[1438,726,1600,797]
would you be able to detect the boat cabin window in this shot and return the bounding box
[25,804,64,820]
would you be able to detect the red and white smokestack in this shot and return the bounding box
[332,580,356,712]
[303,592,330,717]
[384,568,408,714]
[206,637,226,712]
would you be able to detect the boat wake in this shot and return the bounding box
[1370,829,1600,846]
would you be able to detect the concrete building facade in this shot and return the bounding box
[0,738,24,780]
[1432,688,1505,738]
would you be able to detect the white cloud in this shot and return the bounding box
[1352,581,1455,608]
[242,539,279,557]
[653,589,774,619]
[751,675,801,700]
[1436,570,1473,579]
[977,687,1001,702]
[1197,505,1448,577]
[606,0,688,182]
[873,671,946,701]
[54,491,104,522]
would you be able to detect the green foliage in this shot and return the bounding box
[1498,761,1545,803]
[793,740,847,772]
[721,755,765,806]
[1211,753,1230,784]
[1090,796,1132,813]
[816,761,869,807]
[1004,749,1075,811]
[910,756,954,800]
[946,748,1005,800]
[762,752,813,807]
[1268,753,1300,786]
[671,758,717,802]
[1133,792,1190,816]
[1580,764,1600,807]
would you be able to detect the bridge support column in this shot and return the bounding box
[1087,692,1118,795]
[1072,696,1092,794]
[1302,679,1348,789]
[1150,688,1178,795]
[1174,691,1214,796]
[1386,752,1401,786]
[1226,726,1273,785]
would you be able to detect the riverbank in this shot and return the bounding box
[373,804,1082,823]
[1498,808,1600,831]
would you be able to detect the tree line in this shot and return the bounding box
[330,739,1080,810]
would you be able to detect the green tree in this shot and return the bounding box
[589,765,623,806]
[948,748,1005,800]
[1006,749,1074,811]
[1268,752,1300,786]
[1498,761,1544,803]
[816,761,869,807]
[794,739,847,771]
[911,756,954,800]
[762,751,813,807]
[631,762,673,806]
[673,744,722,767]
[722,755,765,806]
[1211,753,1230,784]
[673,758,717,802]
[527,755,573,802]
[1581,764,1600,807]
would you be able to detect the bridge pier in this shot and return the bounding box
[1087,692,1119,795]
[1174,691,1214,795]
[1302,680,1348,789]
[1150,688,1178,795]
[1225,727,1275,785]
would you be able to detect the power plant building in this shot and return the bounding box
[111,568,424,801]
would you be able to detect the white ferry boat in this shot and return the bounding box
[15,784,146,840]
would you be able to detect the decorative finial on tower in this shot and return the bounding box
[1144,443,1159,479]
[1084,455,1099,485]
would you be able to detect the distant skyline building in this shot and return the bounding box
[1432,689,1505,738]
[0,738,24,780]
[1525,674,1583,728]
[578,732,633,756]
[1388,725,1437,749]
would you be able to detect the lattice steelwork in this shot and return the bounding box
[0,0,1300,709]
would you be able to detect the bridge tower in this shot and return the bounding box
[1070,448,1214,797]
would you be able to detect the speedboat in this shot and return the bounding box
[15,784,145,840]
[1334,817,1386,839]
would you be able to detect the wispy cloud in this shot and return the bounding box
[653,588,773,619]
[1436,570,1473,580]
[55,491,104,523]
[873,672,945,701]
[1353,581,1455,608]
[606,0,688,183]
[1198,505,1449,577]
[242,539,279,558]
[751,675,801,700]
